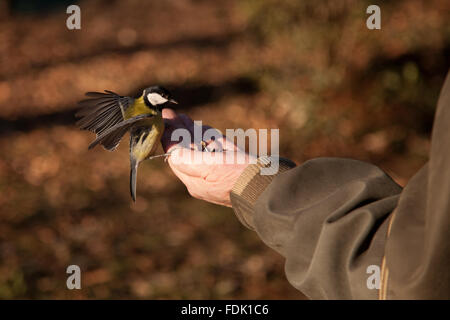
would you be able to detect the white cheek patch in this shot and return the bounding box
[147,93,168,105]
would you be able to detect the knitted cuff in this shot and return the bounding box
[230,156,296,230]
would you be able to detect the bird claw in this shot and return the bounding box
[201,140,217,152]
[200,140,208,152]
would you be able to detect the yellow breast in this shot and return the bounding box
[124,96,157,119]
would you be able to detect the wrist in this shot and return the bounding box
[230,156,296,229]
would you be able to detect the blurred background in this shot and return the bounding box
[0,0,449,299]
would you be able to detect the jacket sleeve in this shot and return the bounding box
[230,156,402,299]
[230,71,450,300]
[383,71,450,300]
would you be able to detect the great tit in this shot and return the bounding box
[76,86,178,202]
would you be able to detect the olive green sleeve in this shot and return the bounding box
[230,156,297,230]
[230,157,402,299]
[230,71,450,300]
[383,71,450,300]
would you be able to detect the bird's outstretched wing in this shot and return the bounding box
[76,90,134,150]
[88,114,155,151]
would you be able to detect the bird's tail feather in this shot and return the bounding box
[130,159,138,202]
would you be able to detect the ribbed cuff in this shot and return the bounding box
[230,156,296,230]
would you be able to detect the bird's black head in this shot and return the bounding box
[143,86,178,111]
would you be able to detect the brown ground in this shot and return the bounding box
[0,0,449,299]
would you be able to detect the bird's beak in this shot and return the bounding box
[169,99,178,105]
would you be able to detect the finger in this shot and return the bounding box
[178,113,216,140]
[177,114,197,148]
[161,109,189,152]
[173,113,208,150]
[162,128,197,153]
[162,108,178,121]
[162,127,181,153]
[167,148,212,178]
[178,113,194,131]
[162,108,176,119]
[162,111,237,152]
[162,108,186,129]
[169,167,231,207]
[221,137,239,151]
[178,114,209,148]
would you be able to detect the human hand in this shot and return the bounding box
[161,109,253,207]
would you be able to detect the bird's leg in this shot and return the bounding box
[146,153,172,160]
[200,140,210,152]
[145,143,233,164]
[145,147,183,162]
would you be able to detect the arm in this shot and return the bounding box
[231,156,401,299]
[234,71,450,299]
[161,109,402,299]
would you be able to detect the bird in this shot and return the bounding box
[75,86,178,202]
